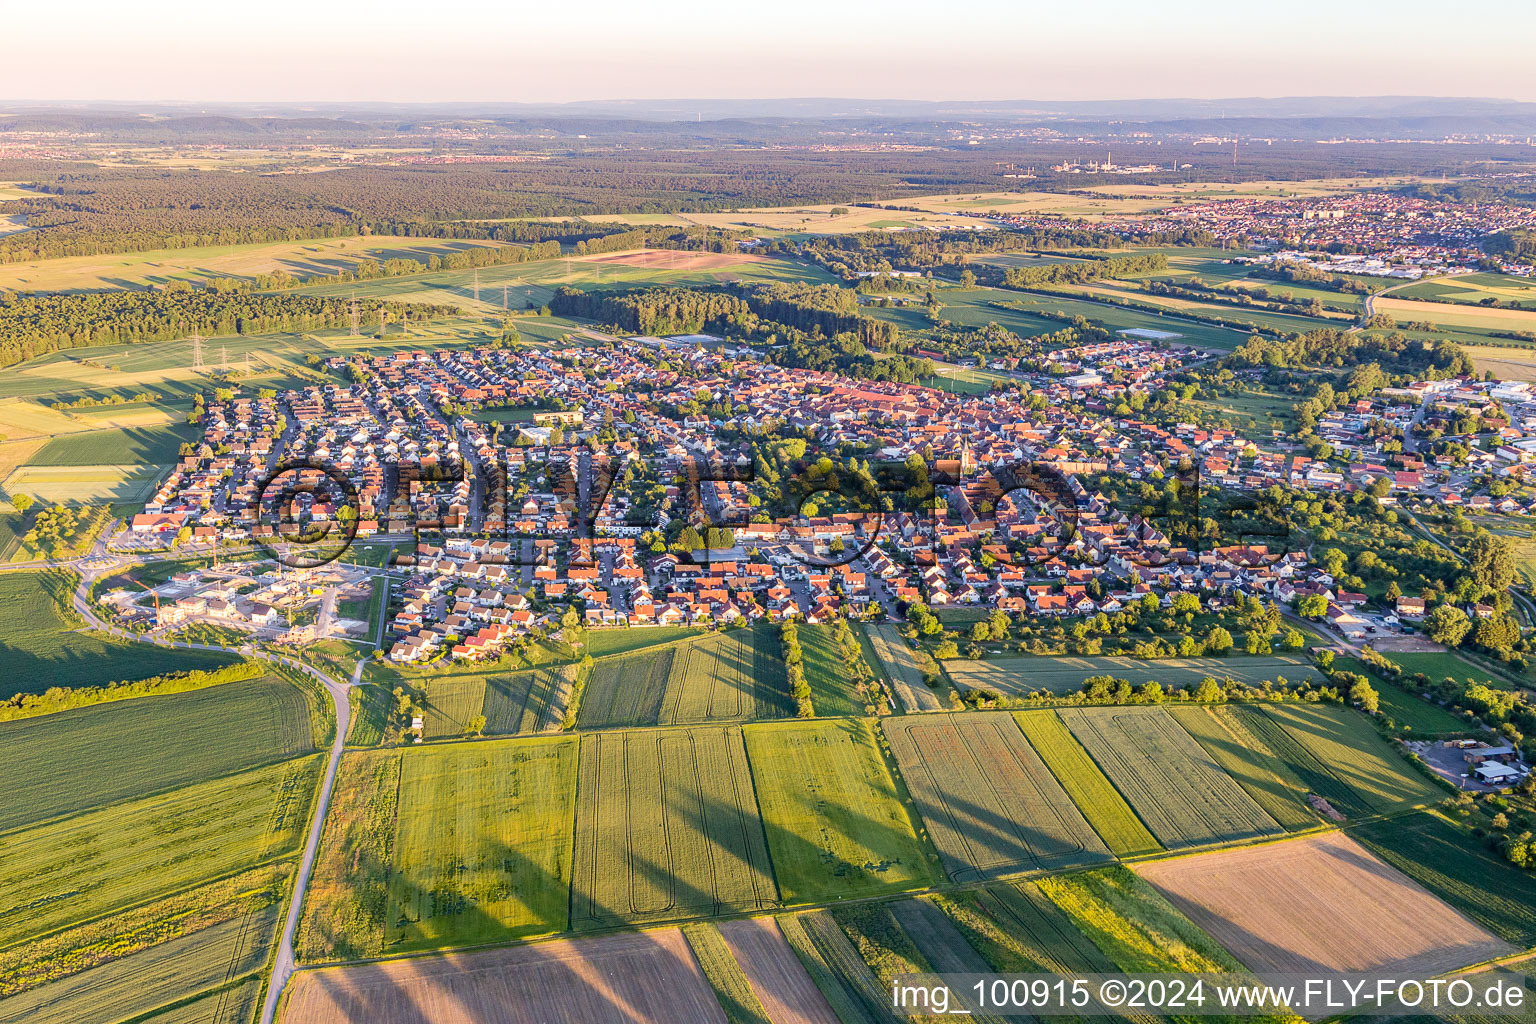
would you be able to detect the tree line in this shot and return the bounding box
[0,290,457,368]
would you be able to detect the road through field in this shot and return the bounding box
[59,561,355,1024]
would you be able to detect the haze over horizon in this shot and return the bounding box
[6,0,1534,106]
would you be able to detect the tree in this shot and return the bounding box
[1467,533,1517,594]
[466,714,486,736]
[1205,626,1234,654]
[1426,604,1472,647]
[1349,676,1380,714]
[1297,594,1329,619]
[959,269,977,289]
[10,493,32,514]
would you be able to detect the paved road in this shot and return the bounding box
[64,558,355,1024]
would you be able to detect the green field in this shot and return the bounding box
[932,881,1118,976]
[1353,812,1536,947]
[946,654,1318,697]
[1167,705,1324,832]
[798,623,869,718]
[577,625,792,728]
[0,755,319,946]
[293,250,835,316]
[745,719,931,903]
[385,736,577,950]
[1333,657,1471,734]
[25,422,197,467]
[683,922,773,1024]
[0,569,240,697]
[0,675,313,833]
[1394,272,1536,308]
[402,661,572,739]
[1256,703,1442,815]
[1038,865,1253,978]
[885,713,1111,883]
[584,625,705,658]
[0,906,279,1024]
[571,726,779,929]
[777,911,891,1024]
[1059,706,1282,849]
[1013,710,1161,858]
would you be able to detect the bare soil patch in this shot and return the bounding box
[1136,831,1512,978]
[717,918,840,1024]
[281,929,726,1023]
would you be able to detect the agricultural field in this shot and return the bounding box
[294,248,834,316]
[1354,812,1536,946]
[0,569,240,696]
[281,929,729,1024]
[25,421,197,466]
[3,460,165,503]
[570,726,779,929]
[683,921,773,1024]
[717,918,842,1024]
[931,881,1118,976]
[965,287,1255,351]
[776,911,893,1024]
[798,623,871,717]
[1036,865,1249,977]
[1167,705,1324,831]
[0,755,319,947]
[577,625,792,729]
[1332,657,1471,734]
[661,625,793,724]
[0,235,514,292]
[1465,344,1536,382]
[1013,710,1161,858]
[884,713,1111,882]
[745,719,931,902]
[1394,271,1536,308]
[1058,706,1283,849]
[0,674,314,832]
[583,625,704,658]
[1376,295,1536,333]
[1255,703,1443,815]
[0,906,280,1024]
[865,624,944,712]
[385,736,577,951]
[407,662,574,739]
[1136,831,1514,976]
[946,654,1317,697]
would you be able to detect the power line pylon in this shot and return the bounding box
[473,270,480,303]
[191,332,204,372]
[349,295,361,338]
[220,345,228,371]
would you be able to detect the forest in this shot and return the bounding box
[0,290,457,368]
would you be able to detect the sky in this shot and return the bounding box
[4,0,1534,105]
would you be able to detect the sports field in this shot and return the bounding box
[946,654,1318,697]
[0,569,240,696]
[0,675,313,833]
[577,625,792,729]
[865,624,943,712]
[1137,831,1513,976]
[282,929,729,1024]
[385,736,577,950]
[885,713,1110,882]
[1058,706,1283,849]
[0,755,319,946]
[570,726,779,929]
[1354,812,1536,946]
[745,719,930,902]
[1012,710,1161,858]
